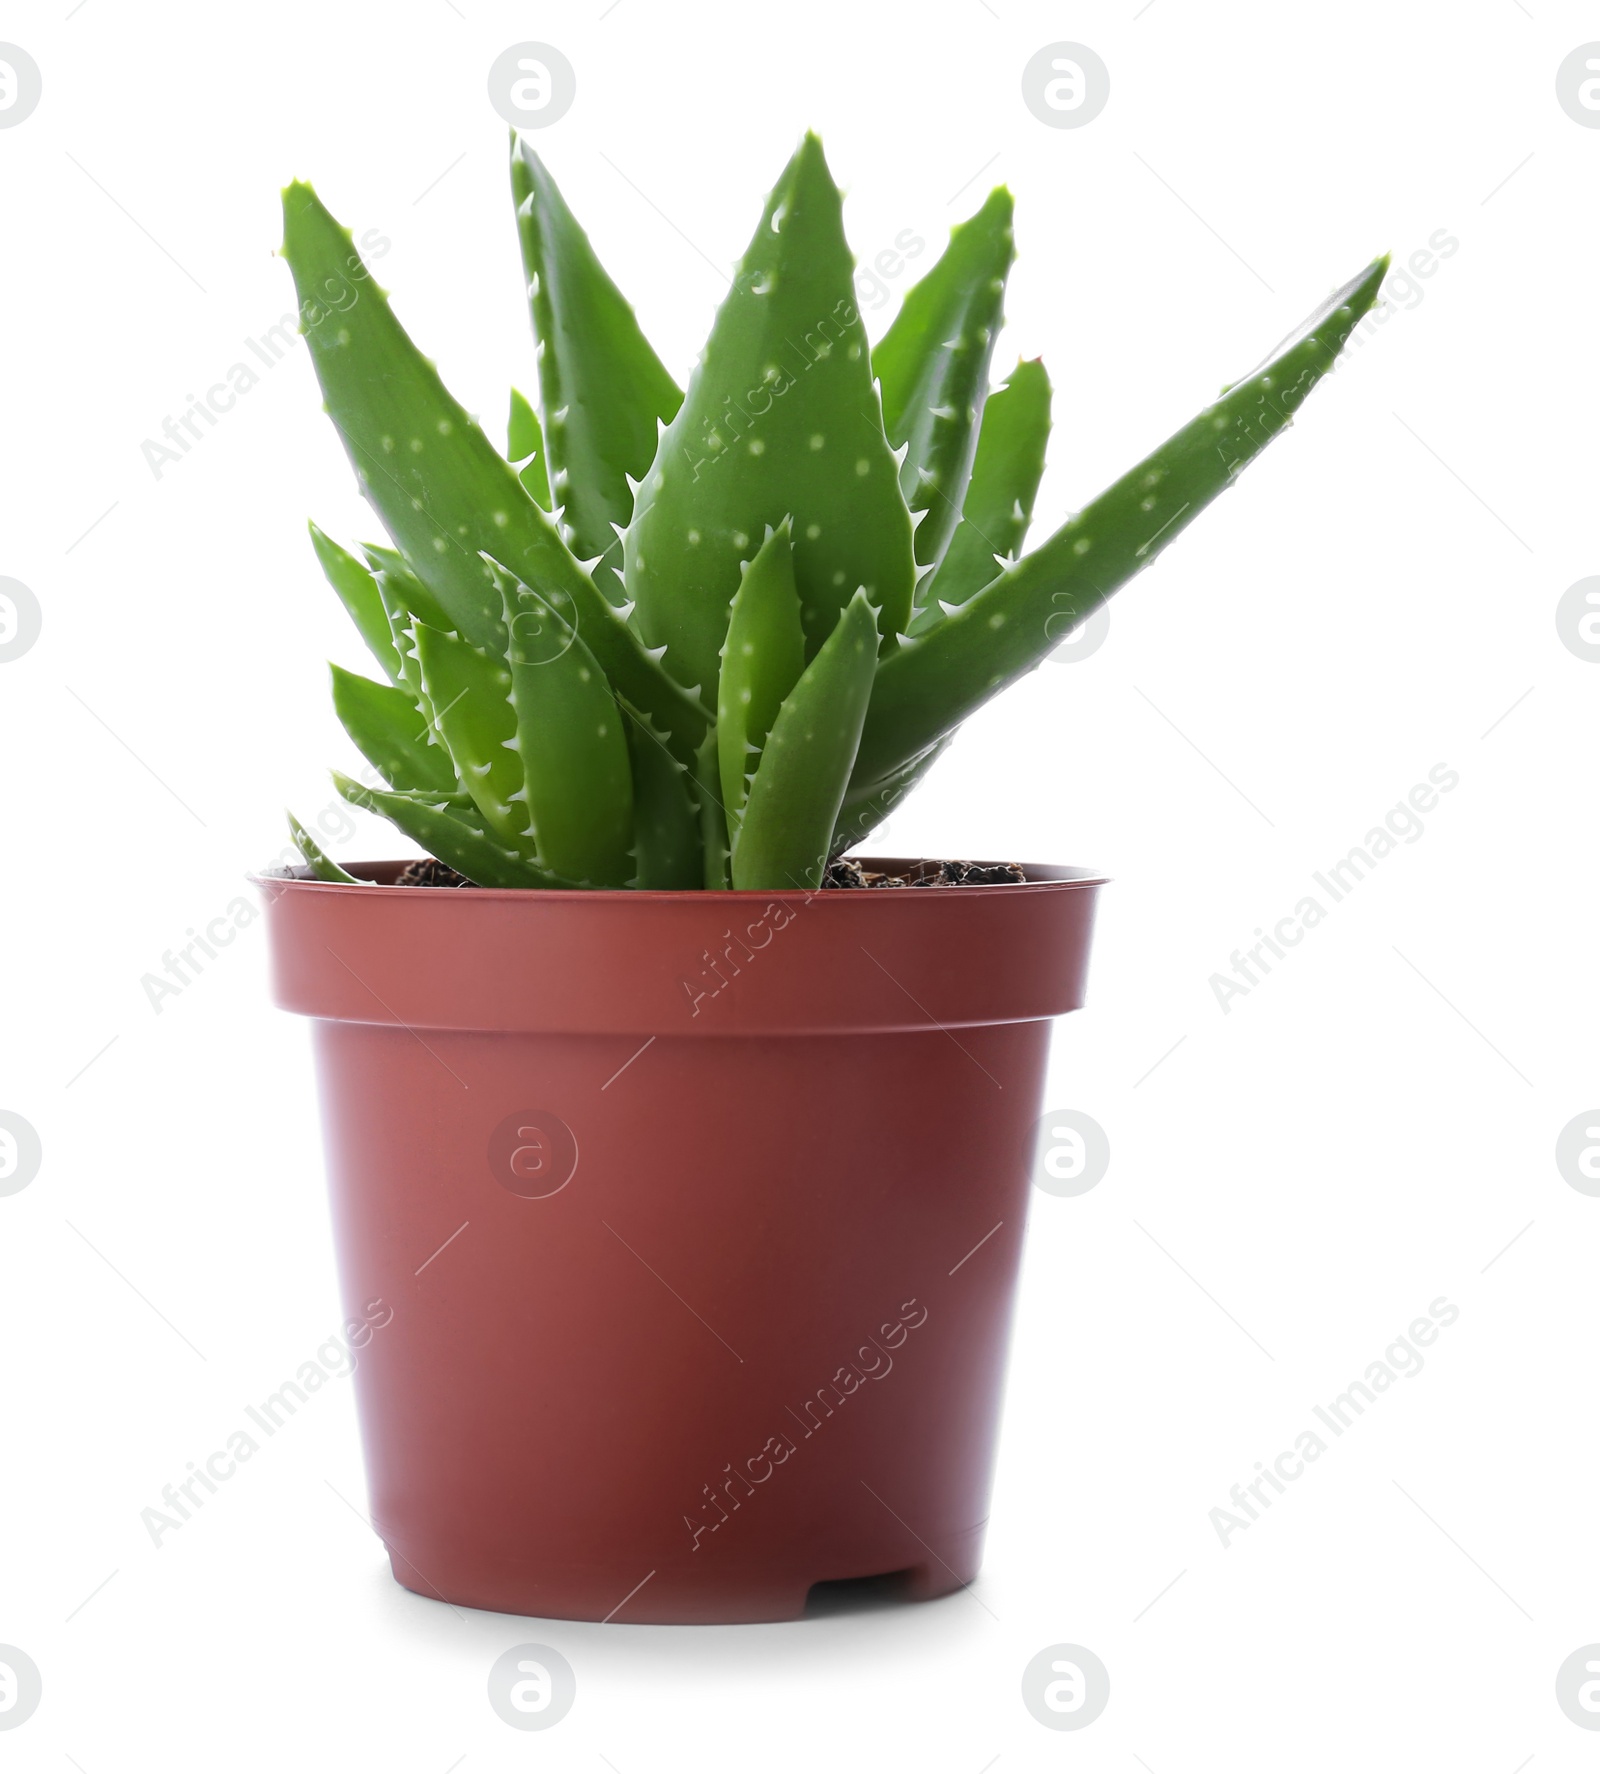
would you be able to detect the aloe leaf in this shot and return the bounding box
[412,621,531,849]
[852,254,1390,791]
[874,187,1014,579]
[624,133,915,704]
[363,547,460,754]
[287,810,359,882]
[511,141,681,604]
[830,735,952,855]
[507,386,541,464]
[498,570,635,886]
[331,770,564,888]
[309,523,403,682]
[365,572,435,734]
[623,706,702,888]
[380,785,477,813]
[716,520,807,838]
[360,542,454,635]
[508,388,553,510]
[280,181,708,762]
[519,459,553,512]
[329,664,458,795]
[909,358,1051,635]
[280,181,529,648]
[732,589,879,890]
[694,729,731,891]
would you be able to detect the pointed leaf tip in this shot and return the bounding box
[971,185,1014,224]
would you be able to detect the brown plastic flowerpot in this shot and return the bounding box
[254,858,1104,1624]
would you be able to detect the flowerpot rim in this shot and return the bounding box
[254,857,1108,1034]
[247,855,1111,900]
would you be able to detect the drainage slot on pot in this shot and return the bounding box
[804,1569,917,1618]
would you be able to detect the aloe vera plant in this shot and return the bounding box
[284,134,1384,891]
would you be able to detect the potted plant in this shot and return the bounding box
[257,133,1382,1623]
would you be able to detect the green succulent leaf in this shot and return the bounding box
[508,387,539,462]
[624,133,915,704]
[511,141,682,603]
[280,181,708,762]
[508,389,553,510]
[329,664,458,795]
[308,524,403,683]
[874,186,1014,579]
[909,358,1051,635]
[380,784,474,807]
[519,459,553,511]
[716,519,807,839]
[366,572,436,731]
[623,706,702,888]
[293,147,1386,894]
[360,541,455,635]
[287,810,359,882]
[331,772,562,887]
[507,385,538,460]
[732,588,879,890]
[830,734,952,855]
[281,181,535,648]
[499,568,635,886]
[694,728,731,891]
[412,621,531,850]
[851,254,1390,792]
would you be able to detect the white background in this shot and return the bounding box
[1,0,1595,1766]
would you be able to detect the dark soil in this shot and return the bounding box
[820,858,1028,889]
[392,856,1027,889]
[395,858,472,888]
